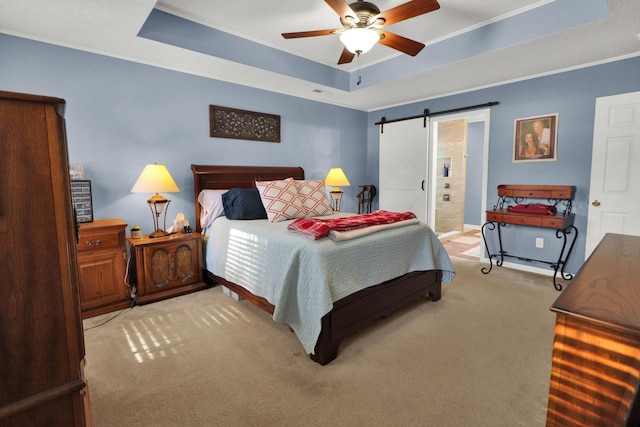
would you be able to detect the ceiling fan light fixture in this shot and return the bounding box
[340,28,380,54]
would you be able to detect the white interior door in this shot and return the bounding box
[379,119,429,223]
[586,91,640,257]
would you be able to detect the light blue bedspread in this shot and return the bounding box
[203,214,455,354]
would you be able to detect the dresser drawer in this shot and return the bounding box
[542,214,575,229]
[486,211,503,222]
[499,187,551,199]
[503,214,543,227]
[512,190,550,199]
[550,190,571,199]
[78,230,123,252]
[497,185,575,201]
[77,219,127,253]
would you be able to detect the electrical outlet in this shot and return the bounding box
[536,238,544,248]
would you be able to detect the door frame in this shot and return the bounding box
[428,108,491,258]
[585,90,640,257]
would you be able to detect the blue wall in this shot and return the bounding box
[367,56,640,273]
[0,34,368,231]
[2,32,640,275]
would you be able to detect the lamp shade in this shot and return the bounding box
[325,168,351,189]
[131,163,180,194]
[339,28,380,54]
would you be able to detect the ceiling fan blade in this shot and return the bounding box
[378,31,425,56]
[376,0,440,26]
[338,47,355,65]
[282,29,337,39]
[324,0,357,20]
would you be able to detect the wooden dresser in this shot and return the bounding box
[0,91,88,425]
[546,233,640,426]
[77,218,130,318]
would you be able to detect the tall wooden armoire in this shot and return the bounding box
[0,91,88,426]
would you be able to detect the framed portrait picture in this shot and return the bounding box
[513,113,558,162]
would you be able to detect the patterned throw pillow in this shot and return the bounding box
[255,178,306,222]
[295,179,333,217]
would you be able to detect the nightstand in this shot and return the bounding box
[127,232,207,305]
[77,218,130,318]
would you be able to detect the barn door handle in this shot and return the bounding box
[592,200,600,207]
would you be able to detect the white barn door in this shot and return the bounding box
[586,91,640,257]
[379,119,429,223]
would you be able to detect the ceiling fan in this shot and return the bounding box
[282,0,440,65]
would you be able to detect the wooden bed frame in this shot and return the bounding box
[191,164,443,365]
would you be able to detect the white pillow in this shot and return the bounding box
[255,178,306,222]
[198,189,227,229]
[295,179,333,217]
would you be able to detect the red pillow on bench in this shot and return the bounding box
[507,204,557,215]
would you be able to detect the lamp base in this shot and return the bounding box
[146,196,171,238]
[330,189,344,212]
[148,229,167,238]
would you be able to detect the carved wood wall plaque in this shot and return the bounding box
[209,105,281,142]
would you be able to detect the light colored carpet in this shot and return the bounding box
[83,257,559,426]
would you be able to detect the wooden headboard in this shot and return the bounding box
[190,164,305,232]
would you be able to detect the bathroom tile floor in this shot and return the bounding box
[442,228,482,260]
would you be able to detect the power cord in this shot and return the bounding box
[124,248,137,300]
[83,307,130,331]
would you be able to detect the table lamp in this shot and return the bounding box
[325,167,350,212]
[131,163,180,238]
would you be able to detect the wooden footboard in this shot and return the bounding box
[205,269,442,365]
[312,270,442,365]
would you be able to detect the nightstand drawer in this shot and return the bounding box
[78,218,127,253]
[78,231,123,252]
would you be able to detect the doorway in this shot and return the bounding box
[378,108,491,260]
[586,90,640,256]
[429,110,490,250]
[432,118,467,238]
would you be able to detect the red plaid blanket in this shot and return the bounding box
[287,210,417,240]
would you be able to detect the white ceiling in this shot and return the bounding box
[1,0,639,111]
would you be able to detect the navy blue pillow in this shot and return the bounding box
[222,188,268,220]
